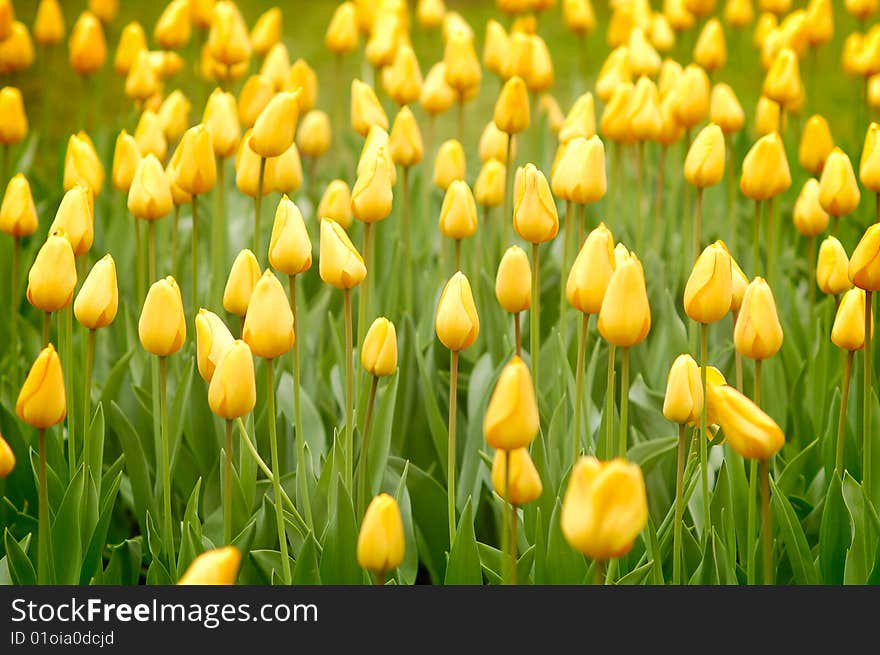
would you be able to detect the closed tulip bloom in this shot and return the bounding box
[559,92,596,143]
[74,254,118,329]
[34,0,65,46]
[64,133,104,195]
[599,82,633,143]
[710,83,745,134]
[628,77,662,142]
[139,276,186,356]
[249,91,299,159]
[564,0,595,34]
[667,0,697,29]
[657,92,685,146]
[479,121,514,163]
[238,75,274,129]
[178,547,241,585]
[365,13,399,70]
[525,35,554,93]
[50,186,94,257]
[598,254,651,347]
[0,87,26,144]
[793,179,829,236]
[475,159,505,207]
[286,58,317,112]
[250,7,281,55]
[495,245,531,313]
[318,180,353,229]
[421,62,456,115]
[320,218,367,289]
[805,0,833,46]
[483,355,539,449]
[195,309,234,382]
[89,0,118,24]
[734,277,783,359]
[843,33,868,77]
[651,14,676,52]
[16,345,66,429]
[384,45,422,106]
[728,256,748,313]
[269,196,312,276]
[0,21,34,74]
[389,107,423,168]
[27,230,77,312]
[438,180,477,240]
[762,48,800,105]
[694,18,727,71]
[0,433,13,478]
[494,76,530,135]
[357,494,405,575]
[190,0,215,30]
[595,48,630,103]
[674,65,710,128]
[725,0,754,27]
[208,1,251,67]
[860,122,880,192]
[513,163,559,243]
[567,223,616,315]
[561,456,648,560]
[157,91,191,144]
[357,126,393,181]
[418,0,446,28]
[351,79,388,137]
[204,89,242,158]
[208,340,257,420]
[296,110,332,160]
[818,148,860,217]
[70,12,106,76]
[433,139,466,190]
[0,174,37,237]
[816,236,852,295]
[684,123,726,188]
[154,0,190,50]
[174,125,217,195]
[658,59,683,98]
[483,19,508,76]
[443,28,481,95]
[798,114,834,175]
[352,148,394,223]
[114,22,147,75]
[740,132,791,200]
[754,95,779,136]
[663,354,703,424]
[627,28,661,77]
[435,271,479,351]
[223,249,261,318]
[684,241,733,323]
[128,154,173,220]
[850,224,880,291]
[258,44,288,89]
[133,110,167,162]
[362,317,398,377]
[242,270,295,359]
[832,288,871,350]
[492,448,543,505]
[846,0,878,20]
[553,136,607,204]
[325,2,358,54]
[710,385,785,459]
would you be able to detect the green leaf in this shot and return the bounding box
[102,539,142,585]
[771,477,819,585]
[292,532,322,584]
[841,473,880,585]
[819,473,848,585]
[109,401,156,529]
[319,475,361,584]
[52,465,85,584]
[79,470,123,584]
[444,496,481,584]
[3,530,35,586]
[627,435,677,475]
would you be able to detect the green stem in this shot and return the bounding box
[192,196,199,314]
[448,350,460,547]
[135,213,144,304]
[212,156,226,307]
[808,235,816,325]
[37,429,51,584]
[593,559,605,585]
[402,165,412,311]
[357,222,375,362]
[531,243,540,392]
[726,134,737,256]
[344,288,354,492]
[836,351,854,477]
[358,376,379,520]
[693,187,703,264]
[653,147,666,251]
[159,356,174,578]
[457,96,464,144]
[514,312,522,357]
[760,458,772,584]
[266,358,292,584]
[224,419,233,545]
[864,290,873,500]
[42,312,51,348]
[64,304,74,482]
[561,200,573,346]
[454,238,461,273]
[148,220,156,284]
[747,458,758,585]
[509,497,517,585]
[289,275,313,531]
[618,347,630,458]
[502,134,512,253]
[753,200,762,277]
[82,329,96,475]
[574,313,588,463]
[501,448,509,585]
[172,205,179,279]
[11,236,19,383]
[636,140,644,253]
[672,423,687,585]
[605,344,616,459]
[255,158,266,258]
[766,197,776,287]
[699,323,709,544]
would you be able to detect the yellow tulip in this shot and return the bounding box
[27,229,77,313]
[0,87,26,145]
[417,0,446,29]
[190,0,216,29]
[475,159,506,207]
[74,254,118,330]
[730,256,749,313]
[420,62,456,116]
[559,93,597,144]
[173,125,217,195]
[265,141,303,193]
[155,0,191,50]
[734,277,783,359]
[234,131,265,198]
[817,236,852,296]
[208,340,257,420]
[513,163,559,244]
[139,276,186,356]
[0,433,14,478]
[651,14,676,52]
[495,245,531,314]
[479,121,514,163]
[754,94,781,136]
[158,90,192,143]
[846,0,878,21]
[242,270,295,359]
[694,19,727,72]
[710,83,745,134]
[554,136,607,205]
[832,288,872,351]
[674,64,710,129]
[657,91,685,146]
[34,0,65,46]
[793,178,829,236]
[63,133,104,196]
[286,58,318,112]
[628,77,662,142]
[850,223,880,291]
[561,456,648,560]
[361,317,398,377]
[223,249,262,318]
[127,154,173,221]
[259,44,288,90]
[50,186,94,257]
[114,22,146,75]
[383,45,422,107]
[627,27,661,78]
[133,110,168,162]
[89,0,118,24]
[595,47,630,103]
[818,148,860,217]
[433,139,466,190]
[684,241,733,324]
[567,223,616,315]
[524,34,554,93]
[204,89,242,159]
[740,132,791,200]
[296,110,332,160]
[491,447,543,505]
[684,123,726,188]
[724,0,754,28]
[389,106,423,168]
[319,218,367,290]
[269,196,312,277]
[443,28,481,95]
[435,271,479,352]
[16,344,66,429]
[494,76,530,135]
[0,22,34,75]
[195,308,234,383]
[798,114,834,175]
[351,79,388,137]
[599,82,633,143]
[365,12,399,70]
[249,91,299,159]
[325,1,358,55]
[357,494,405,575]
[438,180,477,241]
[208,1,251,67]
[564,0,596,35]
[69,11,106,76]
[483,19,508,77]
[860,122,880,192]
[238,75,274,129]
[250,7,282,56]
[177,547,241,585]
[804,0,833,47]
[0,173,37,238]
[483,356,539,450]
[663,353,704,424]
[352,147,394,223]
[708,384,785,459]
[598,253,651,347]
[318,180,353,229]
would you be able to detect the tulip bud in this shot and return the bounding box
[389,106,423,168]
[34,0,65,46]
[567,223,616,315]
[295,110,332,161]
[435,271,479,352]
[418,0,446,28]
[0,433,14,478]
[762,48,800,106]
[658,59,682,98]
[475,159,505,207]
[832,288,872,351]
[492,447,543,505]
[0,22,33,74]
[242,270,295,359]
[628,28,661,78]
[846,0,878,20]
[557,137,608,205]
[173,125,217,195]
[663,354,703,424]
[178,547,241,585]
[793,178,829,236]
[64,133,105,196]
[540,93,565,135]
[234,130,264,198]
[114,22,146,75]
[361,317,398,377]
[0,87,26,145]
[266,141,303,195]
[357,493,405,575]
[860,122,880,192]
[286,59,317,112]
[384,45,423,107]
[238,75,274,129]
[365,12,399,70]
[596,47,630,103]
[27,229,77,313]
[443,28,481,95]
[725,0,755,26]
[710,83,745,134]
[818,148,860,217]
[598,253,651,347]
[483,356,539,450]
[318,180,353,229]
[674,64,710,128]
[657,91,685,146]
[740,132,791,200]
[259,44,288,90]
[513,163,559,244]
[204,89,242,159]
[850,223,880,291]
[684,241,733,324]
[628,77,662,142]
[495,245,531,314]
[816,236,852,296]
[70,12,106,76]
[526,33,554,93]
[89,0,118,24]
[352,147,394,223]
[266,197,311,278]
[599,82,633,143]
[494,76,530,135]
[730,256,749,312]
[438,180,477,241]
[128,154,173,220]
[132,110,167,162]
[798,114,834,175]
[753,95,779,136]
[208,340,257,420]
[325,2,358,54]
[0,173,37,238]
[224,249,261,318]
[357,126,394,182]
[564,0,596,35]
[74,254,118,330]
[559,92,596,144]
[734,277,783,359]
[251,7,281,56]
[320,218,367,289]
[195,308,234,382]
[479,121,513,163]
[483,19,508,76]
[249,91,299,159]
[351,79,388,137]
[421,62,456,116]
[154,0,190,50]
[139,276,186,356]
[208,1,251,67]
[433,139,466,190]
[684,123,726,188]
[50,186,94,257]
[158,90,191,144]
[16,344,66,429]
[695,18,727,71]
[561,456,648,560]
[709,384,785,459]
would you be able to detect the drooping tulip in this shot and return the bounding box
[708,384,785,459]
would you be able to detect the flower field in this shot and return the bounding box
[0,0,879,586]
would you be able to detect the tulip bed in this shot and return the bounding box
[1,0,879,587]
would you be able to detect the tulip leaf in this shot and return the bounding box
[771,477,819,585]
[98,348,136,411]
[292,532,322,585]
[627,435,678,476]
[544,497,588,584]
[819,473,848,585]
[103,538,143,586]
[3,530,35,586]
[841,473,880,585]
[51,464,85,584]
[413,338,451,477]
[110,401,157,530]
[86,403,106,493]
[319,475,361,584]
[79,470,123,585]
[445,496,481,585]
[616,559,655,585]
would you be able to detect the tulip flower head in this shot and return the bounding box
[64,133,105,196]
[351,79,388,137]
[0,173,37,238]
[734,277,783,359]
[269,196,312,277]
[128,154,173,220]
[439,180,478,241]
[139,276,186,356]
[0,433,14,478]
[361,317,398,377]
[389,107,424,168]
[242,270,295,360]
[17,344,66,429]
[250,91,300,158]
[799,114,834,175]
[204,89,242,159]
[816,236,852,296]
[674,64,710,129]
[513,163,559,243]
[208,1,251,68]
[433,139,467,190]
[492,447,543,505]
[793,178,829,236]
[663,354,704,424]
[352,147,394,223]
[421,62,456,116]
[196,309,235,383]
[567,223,616,315]
[0,86,27,145]
[384,45,423,106]
[325,2,358,54]
[357,493,405,575]
[495,245,532,314]
[178,547,241,585]
[319,218,367,290]
[708,384,785,459]
[173,124,218,195]
[860,122,880,193]
[70,11,106,77]
[34,0,65,46]
[251,7,282,56]
[435,268,480,353]
[318,181,353,229]
[296,110,332,159]
[710,83,745,134]
[483,356,539,450]
[27,229,77,313]
[208,340,257,420]
[694,18,727,72]
[819,148,860,217]
[684,123,726,188]
[494,75,530,135]
[224,249,262,318]
[74,254,118,330]
[238,75,274,129]
[849,223,880,292]
[475,159,506,207]
[684,241,733,324]
[762,48,800,106]
[598,252,651,347]
[832,288,873,351]
[740,132,791,200]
